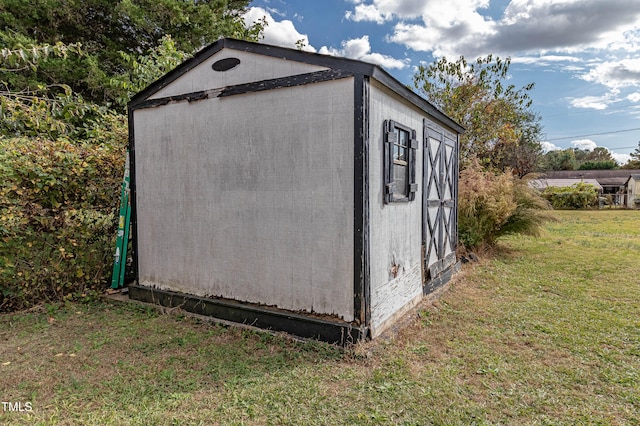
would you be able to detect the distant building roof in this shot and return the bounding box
[625,174,640,184]
[530,178,602,191]
[541,170,640,187]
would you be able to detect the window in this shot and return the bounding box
[384,120,418,203]
[212,57,241,71]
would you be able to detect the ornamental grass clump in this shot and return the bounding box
[458,161,555,250]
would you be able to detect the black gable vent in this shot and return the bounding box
[212,57,241,71]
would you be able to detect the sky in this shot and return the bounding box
[243,0,640,164]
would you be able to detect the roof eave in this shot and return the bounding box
[370,67,464,134]
[128,38,464,134]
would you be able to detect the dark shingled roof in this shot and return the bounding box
[541,170,640,186]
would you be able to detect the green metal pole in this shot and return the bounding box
[111,151,130,289]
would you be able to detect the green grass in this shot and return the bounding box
[1,210,639,425]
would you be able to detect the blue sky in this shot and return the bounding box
[244,0,640,163]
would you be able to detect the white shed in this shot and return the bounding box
[127,38,463,344]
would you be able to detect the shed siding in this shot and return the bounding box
[368,79,426,336]
[628,177,640,208]
[149,49,328,100]
[134,78,355,321]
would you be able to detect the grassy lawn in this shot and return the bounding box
[1,210,639,425]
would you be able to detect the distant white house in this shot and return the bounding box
[626,174,640,208]
[532,170,640,206]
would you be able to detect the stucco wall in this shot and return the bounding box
[134,77,355,321]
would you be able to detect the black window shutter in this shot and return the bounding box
[408,129,418,201]
[383,120,396,204]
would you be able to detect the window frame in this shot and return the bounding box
[383,120,418,204]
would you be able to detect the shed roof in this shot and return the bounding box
[530,178,602,191]
[129,38,464,134]
[625,174,640,184]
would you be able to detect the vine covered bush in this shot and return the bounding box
[541,182,599,210]
[0,136,126,311]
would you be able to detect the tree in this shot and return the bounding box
[413,55,543,171]
[571,147,616,169]
[585,147,615,163]
[108,35,190,107]
[0,0,263,104]
[621,141,640,169]
[495,114,544,177]
[578,160,617,170]
[538,149,578,171]
[539,147,618,171]
[0,41,119,140]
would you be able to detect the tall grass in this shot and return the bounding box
[458,162,555,250]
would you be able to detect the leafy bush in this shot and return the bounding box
[0,86,119,141]
[0,136,126,311]
[0,40,128,311]
[458,162,554,250]
[542,182,599,210]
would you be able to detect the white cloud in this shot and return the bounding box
[347,0,430,21]
[512,55,581,65]
[345,3,392,24]
[628,92,640,102]
[243,9,408,70]
[319,36,410,69]
[388,0,495,58]
[562,65,585,72]
[345,0,640,59]
[571,139,597,150]
[568,95,611,110]
[579,58,640,90]
[540,141,561,152]
[611,152,631,164]
[243,7,316,52]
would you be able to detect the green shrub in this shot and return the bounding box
[458,162,554,250]
[541,182,599,209]
[0,137,125,311]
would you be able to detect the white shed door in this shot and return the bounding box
[423,119,458,285]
